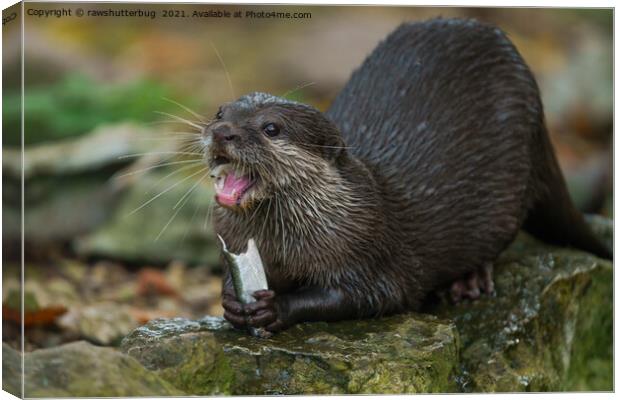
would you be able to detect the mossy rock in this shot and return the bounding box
[2,341,183,397]
[432,214,613,392]
[121,314,459,395]
[120,216,612,395]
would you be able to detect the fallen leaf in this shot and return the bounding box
[3,304,67,327]
[128,307,183,325]
[136,268,179,298]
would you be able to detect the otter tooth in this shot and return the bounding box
[215,176,225,191]
[209,164,230,179]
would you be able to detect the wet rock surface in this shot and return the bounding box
[121,314,458,395]
[116,217,612,394]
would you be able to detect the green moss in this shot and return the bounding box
[433,217,613,392]
[156,334,234,395]
[122,314,459,394]
[5,75,191,147]
[562,263,613,390]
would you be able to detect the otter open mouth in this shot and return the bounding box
[210,164,255,207]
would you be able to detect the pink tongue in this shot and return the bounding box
[216,174,251,206]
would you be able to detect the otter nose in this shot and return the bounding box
[212,123,238,142]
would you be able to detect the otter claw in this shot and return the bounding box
[450,263,495,303]
[238,289,287,333]
[243,290,279,327]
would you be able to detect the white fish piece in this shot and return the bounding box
[218,235,270,338]
[218,235,268,304]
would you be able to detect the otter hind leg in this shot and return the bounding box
[449,263,495,303]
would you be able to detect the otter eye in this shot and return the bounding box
[262,123,280,137]
[215,108,223,120]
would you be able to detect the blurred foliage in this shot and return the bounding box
[562,8,613,33]
[3,75,199,147]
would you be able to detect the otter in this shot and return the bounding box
[202,18,612,333]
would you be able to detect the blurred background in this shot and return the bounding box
[2,5,612,352]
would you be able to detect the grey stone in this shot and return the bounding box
[57,302,139,346]
[75,167,219,266]
[3,123,167,243]
[2,341,182,397]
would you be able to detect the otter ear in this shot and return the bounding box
[324,135,347,161]
[323,135,346,160]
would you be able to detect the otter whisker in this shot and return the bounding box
[153,111,204,130]
[177,146,203,155]
[130,136,199,143]
[246,192,265,227]
[113,159,204,179]
[177,132,201,139]
[177,140,205,154]
[203,198,217,232]
[181,196,203,243]
[173,131,203,136]
[155,173,207,241]
[298,142,357,150]
[147,163,206,194]
[134,130,201,138]
[175,134,203,142]
[173,171,208,210]
[259,196,273,240]
[118,151,203,159]
[210,41,235,100]
[127,167,207,217]
[178,146,204,158]
[174,141,203,151]
[281,81,315,99]
[161,97,207,123]
[276,192,286,261]
[146,121,202,131]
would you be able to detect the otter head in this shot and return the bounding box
[203,92,346,211]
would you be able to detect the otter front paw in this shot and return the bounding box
[222,294,248,329]
[244,290,287,332]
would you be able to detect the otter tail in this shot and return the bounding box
[523,128,612,260]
